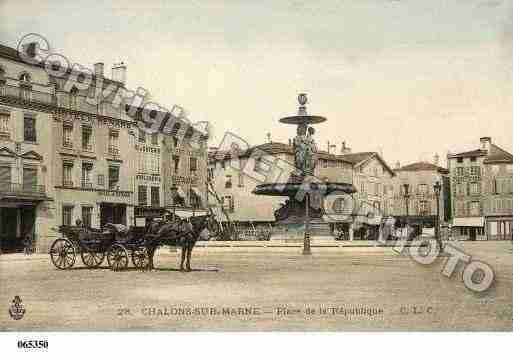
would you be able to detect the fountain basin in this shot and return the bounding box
[252,182,356,197]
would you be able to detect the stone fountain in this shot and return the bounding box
[252,94,356,252]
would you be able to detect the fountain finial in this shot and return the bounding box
[298,93,308,106]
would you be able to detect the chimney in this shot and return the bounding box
[112,62,127,84]
[480,137,492,152]
[395,161,401,169]
[341,141,351,154]
[94,62,104,77]
[433,153,440,166]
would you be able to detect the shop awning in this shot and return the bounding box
[453,217,484,227]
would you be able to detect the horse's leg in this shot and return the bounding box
[180,243,186,271]
[147,246,156,270]
[186,240,195,272]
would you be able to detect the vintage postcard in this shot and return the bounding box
[1,1,512,347]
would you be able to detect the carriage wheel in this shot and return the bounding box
[50,238,76,270]
[80,250,105,268]
[107,244,129,271]
[131,247,149,269]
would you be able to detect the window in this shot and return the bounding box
[151,133,158,145]
[108,166,119,189]
[19,73,32,101]
[63,162,73,187]
[23,115,36,142]
[470,156,476,162]
[457,158,463,163]
[173,155,180,173]
[470,166,480,176]
[151,186,160,207]
[418,184,428,195]
[0,112,9,135]
[0,165,11,191]
[456,183,466,196]
[138,185,147,206]
[190,189,201,209]
[63,123,73,148]
[456,167,464,176]
[108,130,119,155]
[62,206,73,226]
[81,163,93,187]
[419,201,429,215]
[470,182,481,195]
[172,136,179,148]
[138,128,146,143]
[469,201,480,216]
[82,206,92,228]
[374,183,380,196]
[82,126,92,151]
[23,167,37,191]
[70,87,78,109]
[222,195,234,213]
[97,174,105,187]
[225,175,232,189]
[238,172,244,188]
[360,181,365,194]
[0,67,5,86]
[190,157,197,173]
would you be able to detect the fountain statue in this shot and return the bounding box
[252,94,356,246]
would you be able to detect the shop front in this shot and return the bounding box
[0,200,38,253]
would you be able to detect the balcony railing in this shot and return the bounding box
[0,84,54,106]
[81,181,93,188]
[82,143,93,151]
[0,182,46,195]
[108,146,119,155]
[62,180,74,188]
[62,140,73,148]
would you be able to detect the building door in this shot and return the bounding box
[469,228,476,241]
[0,208,22,253]
[100,203,126,227]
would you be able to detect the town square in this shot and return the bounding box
[1,1,513,338]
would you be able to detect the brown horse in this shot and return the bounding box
[144,214,212,271]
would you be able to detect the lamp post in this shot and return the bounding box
[170,183,178,216]
[303,191,311,255]
[433,181,442,251]
[403,183,410,239]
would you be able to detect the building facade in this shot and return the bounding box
[448,137,513,240]
[390,159,450,232]
[208,141,395,239]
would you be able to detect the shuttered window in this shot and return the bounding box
[23,167,37,190]
[0,165,11,191]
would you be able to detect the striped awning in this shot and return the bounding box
[453,217,484,227]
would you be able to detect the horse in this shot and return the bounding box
[144,214,212,271]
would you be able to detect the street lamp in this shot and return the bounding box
[433,181,443,251]
[303,189,311,255]
[403,183,410,239]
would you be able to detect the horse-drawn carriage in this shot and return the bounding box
[49,209,214,271]
[49,224,148,270]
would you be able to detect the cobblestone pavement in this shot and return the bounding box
[1,241,512,331]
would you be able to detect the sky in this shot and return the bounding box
[2,0,513,167]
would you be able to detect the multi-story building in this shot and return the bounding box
[448,137,513,240]
[130,108,209,225]
[0,44,55,253]
[208,141,395,239]
[0,43,139,252]
[390,158,450,232]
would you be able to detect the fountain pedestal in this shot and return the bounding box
[252,94,356,244]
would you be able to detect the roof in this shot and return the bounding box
[0,43,123,86]
[448,149,487,158]
[483,144,513,164]
[338,152,375,164]
[208,142,395,176]
[395,161,449,174]
[447,142,513,164]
